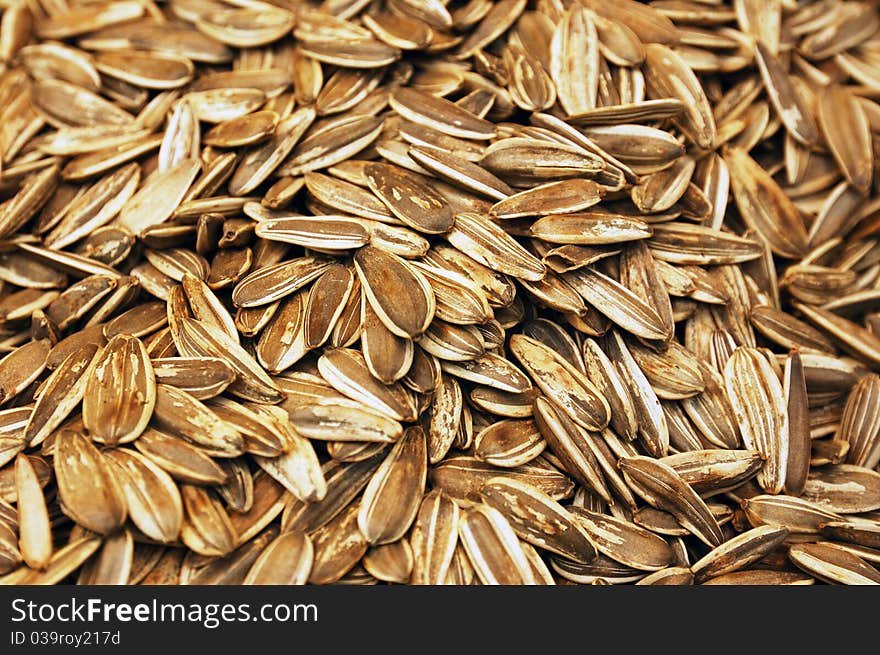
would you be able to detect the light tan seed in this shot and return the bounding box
[244,531,313,585]
[104,448,183,544]
[491,179,604,219]
[784,352,811,496]
[565,267,667,341]
[232,256,332,308]
[282,455,384,535]
[152,384,244,457]
[724,347,789,494]
[821,521,880,550]
[690,525,789,582]
[24,343,99,447]
[789,543,880,585]
[817,85,873,194]
[724,146,808,259]
[230,107,316,195]
[569,506,673,571]
[662,449,761,497]
[458,504,536,585]
[648,223,763,265]
[227,472,287,547]
[619,456,723,547]
[281,114,383,177]
[354,245,435,338]
[289,403,402,444]
[318,348,417,421]
[365,162,454,234]
[362,540,413,584]
[430,455,573,505]
[134,428,226,484]
[408,146,514,202]
[173,317,284,404]
[473,419,545,469]
[532,396,612,503]
[256,215,369,251]
[550,5,598,116]
[531,212,652,246]
[509,334,609,431]
[742,494,842,534]
[252,430,325,504]
[425,374,462,464]
[118,159,200,235]
[77,530,133,586]
[308,504,368,585]
[205,111,279,148]
[801,464,880,514]
[358,426,427,545]
[195,7,296,49]
[180,484,237,557]
[7,536,103,586]
[82,335,154,446]
[95,50,194,90]
[795,302,880,370]
[390,87,495,141]
[410,490,460,585]
[481,477,596,564]
[54,430,127,535]
[836,374,880,469]
[15,454,52,570]
[754,43,818,146]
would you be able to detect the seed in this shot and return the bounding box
[2,0,879,588]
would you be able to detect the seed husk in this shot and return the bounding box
[358,426,427,545]
[619,456,723,548]
[480,475,596,563]
[742,494,842,534]
[244,531,313,585]
[24,343,100,447]
[104,448,183,544]
[789,543,880,585]
[3,0,880,589]
[724,347,789,494]
[458,503,537,585]
[53,430,127,535]
[690,525,789,582]
[15,454,53,570]
[569,506,674,571]
[83,335,155,446]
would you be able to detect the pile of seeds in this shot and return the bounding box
[0,0,879,587]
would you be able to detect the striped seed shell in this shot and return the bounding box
[619,456,723,547]
[53,430,127,534]
[569,506,674,571]
[104,448,183,544]
[690,525,790,582]
[243,531,313,585]
[789,543,880,585]
[817,85,873,194]
[458,504,537,585]
[82,335,155,446]
[358,426,427,545]
[509,334,609,431]
[742,494,842,534]
[643,44,715,150]
[24,343,100,447]
[409,490,460,585]
[724,146,808,259]
[480,476,596,564]
[724,347,789,494]
[15,454,52,570]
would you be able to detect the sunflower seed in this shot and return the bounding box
[789,542,880,585]
[54,430,127,535]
